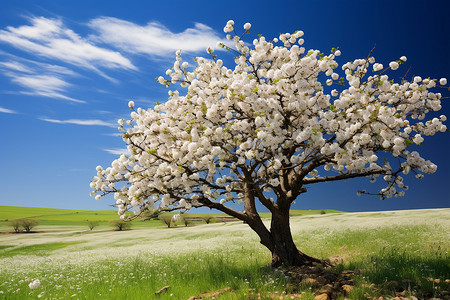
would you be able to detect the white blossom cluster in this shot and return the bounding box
[91,20,447,217]
[29,279,40,289]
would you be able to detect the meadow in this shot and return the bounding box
[0,208,448,299]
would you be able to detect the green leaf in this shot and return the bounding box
[329,105,338,112]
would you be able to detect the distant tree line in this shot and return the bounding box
[9,218,39,233]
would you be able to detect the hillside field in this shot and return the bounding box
[0,206,342,230]
[0,208,448,299]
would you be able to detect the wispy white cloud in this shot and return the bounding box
[0,52,84,103]
[7,73,85,103]
[35,61,78,76]
[102,148,130,155]
[95,110,114,115]
[89,17,223,57]
[0,106,18,114]
[0,16,137,74]
[0,53,79,76]
[0,61,34,73]
[0,16,225,104]
[40,118,116,127]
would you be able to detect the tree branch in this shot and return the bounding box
[197,196,249,222]
[302,169,386,184]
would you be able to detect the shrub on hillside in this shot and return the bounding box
[109,219,131,231]
[9,219,22,233]
[10,218,39,233]
[202,215,215,224]
[86,220,99,231]
[158,214,173,228]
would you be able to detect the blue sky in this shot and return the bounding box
[0,0,448,212]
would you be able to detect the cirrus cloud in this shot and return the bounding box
[0,15,224,104]
[88,17,223,57]
[9,73,85,103]
[0,106,18,114]
[102,148,130,155]
[0,16,137,73]
[40,118,116,127]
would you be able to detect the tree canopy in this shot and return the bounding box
[91,20,447,266]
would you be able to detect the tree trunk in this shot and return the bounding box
[203,182,324,268]
[267,207,324,268]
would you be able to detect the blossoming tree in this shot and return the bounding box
[91,20,447,267]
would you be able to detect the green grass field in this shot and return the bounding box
[0,206,119,226]
[0,207,448,299]
[0,206,342,231]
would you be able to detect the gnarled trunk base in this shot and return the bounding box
[261,206,330,268]
[271,246,327,268]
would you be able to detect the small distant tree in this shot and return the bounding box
[10,219,22,233]
[21,218,39,233]
[109,219,130,231]
[202,215,215,224]
[86,220,99,231]
[320,210,326,215]
[92,20,448,267]
[158,214,173,228]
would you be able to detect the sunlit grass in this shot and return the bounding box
[0,208,448,299]
[0,242,82,258]
[0,206,345,232]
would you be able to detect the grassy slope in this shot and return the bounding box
[0,206,117,221]
[0,206,343,230]
[0,208,448,299]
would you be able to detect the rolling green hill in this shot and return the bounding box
[0,206,344,230]
[0,206,118,226]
